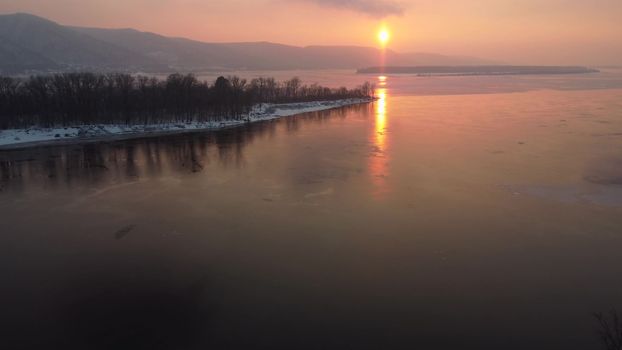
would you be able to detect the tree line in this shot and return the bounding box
[0,73,374,129]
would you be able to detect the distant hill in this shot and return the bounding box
[0,13,165,73]
[0,13,500,74]
[0,37,58,73]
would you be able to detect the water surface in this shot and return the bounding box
[1,71,622,349]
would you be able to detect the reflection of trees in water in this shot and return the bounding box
[0,104,368,193]
[0,157,24,193]
[282,104,362,133]
[166,137,208,174]
[0,136,220,192]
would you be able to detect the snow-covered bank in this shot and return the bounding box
[0,98,372,149]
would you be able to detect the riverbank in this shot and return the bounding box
[0,98,372,150]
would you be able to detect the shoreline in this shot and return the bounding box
[0,98,373,150]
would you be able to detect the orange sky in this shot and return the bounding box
[2,0,621,65]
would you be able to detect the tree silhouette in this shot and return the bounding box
[0,73,373,129]
[595,310,622,350]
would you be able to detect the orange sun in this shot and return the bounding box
[378,29,390,46]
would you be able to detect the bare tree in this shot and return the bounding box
[0,73,373,129]
[595,309,622,350]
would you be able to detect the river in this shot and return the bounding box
[1,70,622,349]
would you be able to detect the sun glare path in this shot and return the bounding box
[369,86,389,199]
[378,75,387,87]
[377,25,390,68]
[375,88,387,148]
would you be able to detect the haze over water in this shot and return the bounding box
[2,70,622,349]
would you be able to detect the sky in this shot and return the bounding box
[1,0,621,65]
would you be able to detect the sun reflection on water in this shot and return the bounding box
[378,76,387,87]
[369,84,389,199]
[375,88,387,148]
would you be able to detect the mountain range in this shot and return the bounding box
[0,13,500,74]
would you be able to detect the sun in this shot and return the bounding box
[378,29,390,46]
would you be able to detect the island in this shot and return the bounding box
[357,65,600,76]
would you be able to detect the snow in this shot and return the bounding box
[0,98,372,149]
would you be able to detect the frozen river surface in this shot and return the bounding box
[1,70,622,349]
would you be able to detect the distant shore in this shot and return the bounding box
[0,98,372,150]
[357,65,600,76]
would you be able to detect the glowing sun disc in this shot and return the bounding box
[378,29,390,45]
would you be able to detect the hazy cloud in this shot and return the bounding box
[302,0,405,18]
